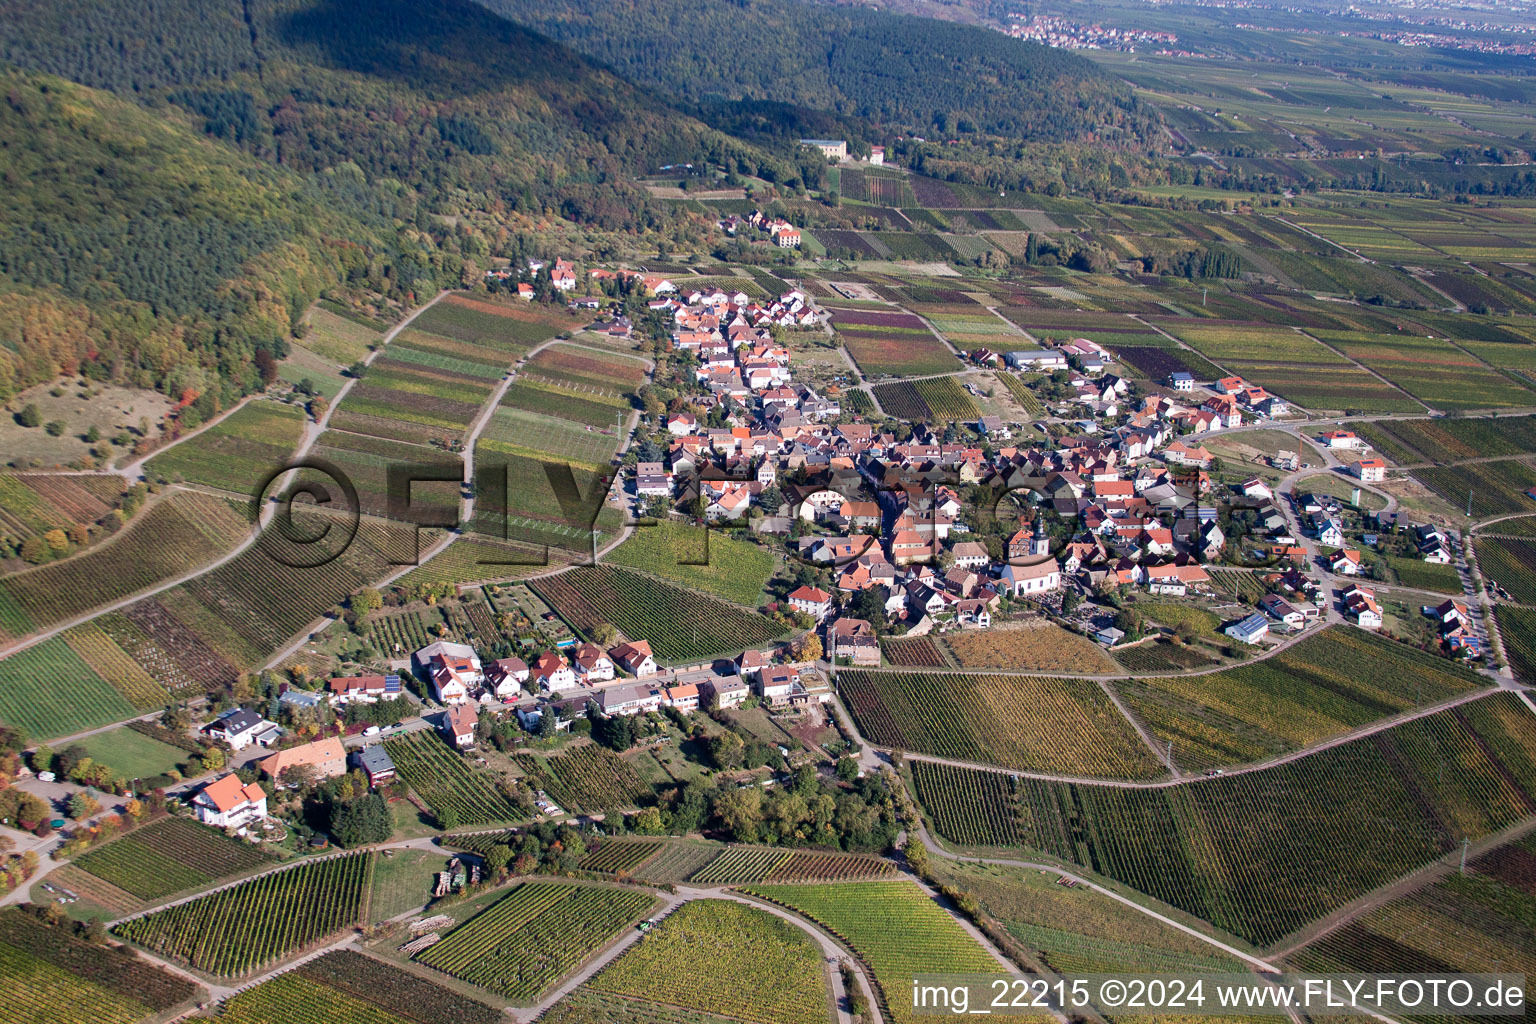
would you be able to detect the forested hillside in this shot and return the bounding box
[0,0,1142,403]
[474,0,1151,143]
[0,0,771,403]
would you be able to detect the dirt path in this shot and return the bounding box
[834,683,1499,788]
[261,332,649,668]
[0,291,455,666]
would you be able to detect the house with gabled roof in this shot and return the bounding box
[531,650,578,691]
[443,704,478,748]
[485,657,529,700]
[414,641,482,705]
[203,708,282,751]
[571,643,616,683]
[610,640,658,678]
[258,737,347,786]
[193,773,268,828]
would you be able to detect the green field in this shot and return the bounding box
[604,522,775,606]
[0,637,137,741]
[585,900,831,1024]
[77,726,186,779]
[744,881,1005,1024]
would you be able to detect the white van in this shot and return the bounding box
[362,726,381,737]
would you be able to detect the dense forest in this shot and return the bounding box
[0,0,784,402]
[0,0,1141,402]
[475,0,1152,144]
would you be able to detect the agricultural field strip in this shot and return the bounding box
[840,680,1502,787]
[0,293,458,667]
[1300,328,1488,412]
[108,847,371,928]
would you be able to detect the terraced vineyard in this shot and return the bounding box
[531,564,786,662]
[512,745,650,813]
[1208,569,1267,600]
[880,635,947,667]
[993,371,1043,416]
[839,669,1163,779]
[943,620,1120,673]
[1495,605,1536,685]
[937,860,1251,994]
[585,900,832,1024]
[1354,413,1536,465]
[416,881,656,1001]
[0,490,251,634]
[114,851,374,977]
[295,949,502,1024]
[1287,832,1536,1019]
[396,537,562,588]
[145,400,306,495]
[1414,459,1536,519]
[1478,536,1536,604]
[0,473,123,554]
[690,847,791,885]
[914,694,1536,946]
[767,851,897,883]
[0,908,197,1022]
[870,376,979,422]
[72,817,271,900]
[386,732,525,826]
[1114,626,1487,772]
[744,881,1012,1024]
[578,840,663,875]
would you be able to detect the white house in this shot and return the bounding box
[788,585,833,620]
[485,657,529,700]
[1330,549,1363,576]
[1352,458,1387,483]
[531,650,578,691]
[1006,351,1068,371]
[203,708,282,751]
[415,641,482,705]
[705,676,751,708]
[758,667,801,705]
[193,773,267,828]
[443,704,478,748]
[1259,593,1307,629]
[571,643,616,683]
[610,640,658,678]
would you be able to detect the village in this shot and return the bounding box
[154,237,1494,841]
